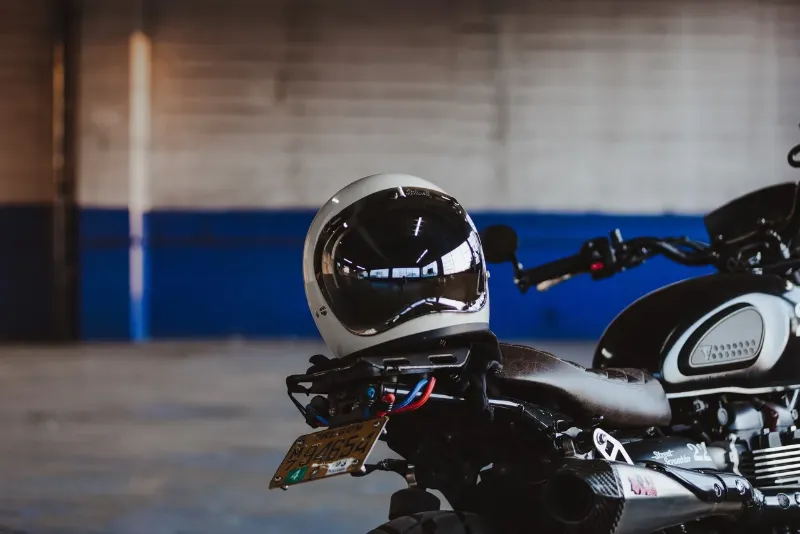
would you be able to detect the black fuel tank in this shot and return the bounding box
[592,273,800,395]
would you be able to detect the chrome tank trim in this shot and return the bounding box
[666,383,800,399]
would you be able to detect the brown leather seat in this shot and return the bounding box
[494,343,672,428]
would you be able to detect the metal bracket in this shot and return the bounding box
[727,434,741,476]
[593,428,634,465]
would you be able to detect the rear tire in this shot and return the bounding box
[366,511,493,534]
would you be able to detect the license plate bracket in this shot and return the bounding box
[270,417,389,489]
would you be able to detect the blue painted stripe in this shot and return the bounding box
[79,208,131,340]
[77,208,713,341]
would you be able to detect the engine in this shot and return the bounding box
[675,393,800,490]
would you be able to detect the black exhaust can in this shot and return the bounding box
[545,459,753,534]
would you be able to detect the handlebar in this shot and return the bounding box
[499,135,800,293]
[512,232,716,293]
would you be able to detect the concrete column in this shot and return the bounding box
[128,0,151,341]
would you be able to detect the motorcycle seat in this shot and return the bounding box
[493,343,672,428]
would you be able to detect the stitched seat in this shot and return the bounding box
[494,343,672,428]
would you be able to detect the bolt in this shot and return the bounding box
[273,475,282,482]
[714,484,723,499]
[735,479,746,495]
[373,420,382,427]
[717,408,729,426]
[353,459,360,465]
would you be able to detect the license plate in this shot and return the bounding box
[269,417,388,489]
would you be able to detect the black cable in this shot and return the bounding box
[789,143,800,169]
[788,123,800,169]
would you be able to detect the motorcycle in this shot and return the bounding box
[270,147,800,534]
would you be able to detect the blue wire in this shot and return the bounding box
[393,378,428,411]
[309,379,426,425]
[306,404,329,426]
[315,414,329,426]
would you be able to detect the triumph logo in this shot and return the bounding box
[698,345,712,361]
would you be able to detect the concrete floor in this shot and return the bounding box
[0,340,594,534]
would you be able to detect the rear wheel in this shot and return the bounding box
[366,511,493,534]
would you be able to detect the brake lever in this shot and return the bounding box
[536,274,572,292]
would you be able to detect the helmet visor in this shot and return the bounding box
[313,186,488,336]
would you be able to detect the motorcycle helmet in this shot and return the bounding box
[303,173,490,359]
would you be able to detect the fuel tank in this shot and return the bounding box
[592,273,800,395]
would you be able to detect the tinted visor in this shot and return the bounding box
[314,187,487,336]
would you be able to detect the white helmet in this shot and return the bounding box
[303,173,490,359]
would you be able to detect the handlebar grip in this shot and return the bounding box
[519,253,587,287]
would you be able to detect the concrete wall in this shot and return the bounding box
[69,0,800,339]
[78,0,800,212]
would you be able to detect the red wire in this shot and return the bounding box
[389,377,436,415]
[376,392,396,418]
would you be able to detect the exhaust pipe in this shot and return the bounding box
[546,460,763,534]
